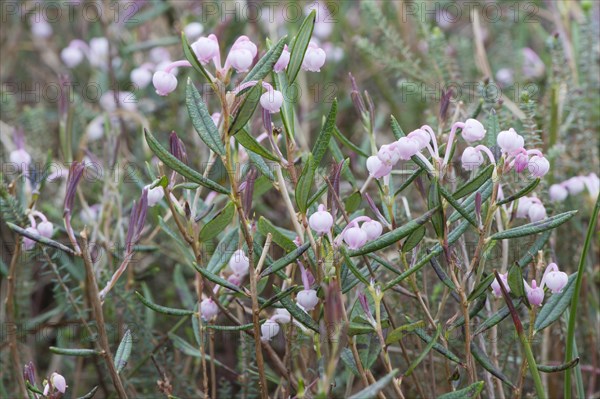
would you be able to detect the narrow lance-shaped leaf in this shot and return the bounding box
[259,285,298,310]
[474,299,521,336]
[490,210,577,240]
[439,184,478,228]
[206,323,256,331]
[471,343,515,388]
[347,370,399,399]
[241,36,287,85]
[438,382,485,399]
[144,129,230,194]
[402,225,426,253]
[286,10,316,84]
[114,329,133,373]
[507,263,527,301]
[192,263,244,294]
[135,291,195,316]
[229,82,263,135]
[6,222,76,255]
[467,273,495,302]
[404,326,441,376]
[49,347,100,356]
[234,129,279,162]
[497,178,540,206]
[181,32,212,83]
[295,154,315,214]
[260,242,311,277]
[186,78,226,156]
[452,164,494,199]
[413,328,462,364]
[537,358,580,373]
[199,201,235,241]
[428,178,445,237]
[534,273,578,332]
[311,99,338,170]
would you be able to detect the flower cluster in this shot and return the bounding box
[491,263,569,306]
[514,196,547,223]
[550,173,599,202]
[22,211,54,251]
[60,37,110,69]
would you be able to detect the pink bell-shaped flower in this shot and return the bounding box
[527,202,546,222]
[461,147,484,170]
[564,176,585,195]
[260,90,284,113]
[296,289,319,311]
[366,156,392,179]
[542,263,568,294]
[377,143,401,165]
[525,279,545,306]
[528,155,550,178]
[490,273,510,298]
[549,184,568,202]
[308,204,333,235]
[361,220,383,241]
[407,129,430,150]
[461,118,486,142]
[301,42,326,72]
[513,152,528,173]
[343,226,368,250]
[130,67,153,89]
[146,185,165,207]
[191,35,220,64]
[396,137,420,160]
[37,221,54,238]
[261,319,280,341]
[23,227,38,251]
[152,71,178,96]
[497,128,524,155]
[229,249,249,276]
[200,298,219,320]
[61,45,85,68]
[10,149,32,171]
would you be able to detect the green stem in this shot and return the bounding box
[564,193,600,399]
[519,331,546,399]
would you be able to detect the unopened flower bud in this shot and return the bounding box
[461,147,484,170]
[543,263,568,294]
[23,227,38,251]
[261,319,280,341]
[528,155,550,178]
[513,153,528,173]
[361,220,383,240]
[461,118,486,142]
[564,177,585,195]
[146,185,164,207]
[343,226,368,250]
[191,35,220,64]
[152,71,178,96]
[37,221,54,238]
[296,289,319,311]
[50,372,67,394]
[308,204,333,235]
[229,249,249,276]
[260,90,284,113]
[301,42,326,72]
[200,298,219,320]
[184,22,204,40]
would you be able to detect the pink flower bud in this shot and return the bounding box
[490,273,510,298]
[564,177,585,195]
[515,197,536,219]
[23,227,38,251]
[200,298,219,320]
[396,137,420,160]
[260,90,284,113]
[528,155,550,178]
[227,48,254,72]
[146,185,164,207]
[343,226,368,250]
[232,36,258,58]
[61,46,84,68]
[528,202,546,222]
[37,221,54,238]
[191,35,220,64]
[261,319,280,341]
[366,156,392,179]
[152,71,178,96]
[525,280,544,306]
[184,22,204,40]
[130,67,153,89]
[407,129,430,150]
[513,153,528,173]
[461,147,484,170]
[497,128,524,155]
[296,289,319,311]
[50,372,68,394]
[377,143,401,165]
[361,220,383,240]
[549,184,568,202]
[461,118,486,142]
[9,149,32,170]
[542,263,568,294]
[301,42,326,72]
[273,45,290,73]
[308,204,333,235]
[229,249,249,276]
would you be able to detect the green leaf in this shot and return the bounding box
[497,178,540,206]
[169,333,203,357]
[349,208,437,256]
[286,10,316,84]
[173,265,195,308]
[451,296,487,329]
[229,82,263,135]
[192,263,244,294]
[295,154,315,214]
[260,242,310,277]
[348,369,399,399]
[448,180,493,224]
[259,285,297,310]
[311,99,337,169]
[234,129,279,162]
[507,263,527,300]
[272,70,295,138]
[241,36,287,85]
[429,255,457,292]
[439,184,478,228]
[49,347,99,356]
[467,273,495,302]
[385,321,425,345]
[438,382,485,399]
[413,328,462,364]
[135,291,195,316]
[207,228,239,272]
[77,386,99,399]
[474,299,521,336]
[341,348,360,376]
[404,326,441,376]
[199,201,235,241]
[274,286,319,333]
[114,329,133,373]
[534,273,578,331]
[144,129,229,194]
[490,210,577,240]
[516,231,551,268]
[471,343,515,388]
[257,217,296,252]
[428,179,444,237]
[186,78,226,156]
[452,164,494,199]
[538,358,579,373]
[206,323,255,331]
[333,125,369,158]
[181,32,212,83]
[341,247,370,285]
[247,149,276,181]
[485,110,500,150]
[394,168,423,197]
[344,191,362,214]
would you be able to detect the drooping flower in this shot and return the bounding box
[226,36,257,72]
[549,184,568,202]
[260,319,280,341]
[146,185,165,207]
[366,156,392,179]
[191,35,220,64]
[563,176,585,195]
[228,249,250,276]
[542,263,568,294]
[491,273,510,298]
[361,220,383,241]
[513,152,529,173]
[259,89,284,113]
[200,298,219,320]
[301,42,326,72]
[407,128,430,150]
[23,227,38,251]
[152,71,178,96]
[525,279,544,306]
[461,118,486,142]
[461,147,484,170]
[308,204,333,235]
[528,155,550,178]
[497,128,524,155]
[527,202,547,222]
[37,220,54,238]
[9,149,32,171]
[396,137,420,160]
[184,22,204,40]
[130,67,153,89]
[296,289,319,311]
[61,45,85,68]
[343,226,368,250]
